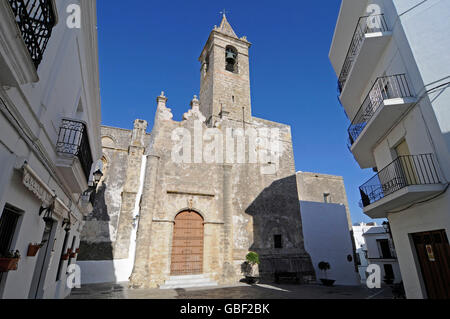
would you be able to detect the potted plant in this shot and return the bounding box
[75,248,80,254]
[61,248,71,261]
[69,251,77,258]
[27,241,47,257]
[244,252,260,285]
[318,261,335,287]
[0,250,21,272]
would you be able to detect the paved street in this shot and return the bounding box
[67,282,394,299]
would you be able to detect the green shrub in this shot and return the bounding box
[246,252,260,266]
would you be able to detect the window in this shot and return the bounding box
[274,235,282,249]
[384,264,394,279]
[0,205,21,256]
[377,239,393,259]
[225,46,238,73]
[204,55,210,73]
[323,193,330,203]
[0,205,21,283]
[7,0,57,69]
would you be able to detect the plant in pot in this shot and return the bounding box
[0,250,21,272]
[244,252,260,285]
[318,261,335,287]
[27,241,47,257]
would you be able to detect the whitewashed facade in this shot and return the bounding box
[362,226,402,284]
[300,201,361,286]
[329,0,450,299]
[352,222,376,282]
[0,0,101,299]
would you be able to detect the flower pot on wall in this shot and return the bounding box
[0,258,19,272]
[61,254,69,261]
[75,248,80,254]
[27,244,42,257]
[69,253,76,258]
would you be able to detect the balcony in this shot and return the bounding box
[55,119,93,194]
[348,74,417,168]
[359,154,444,218]
[338,14,392,116]
[0,0,56,85]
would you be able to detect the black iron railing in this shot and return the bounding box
[348,74,413,144]
[338,14,389,93]
[359,154,440,207]
[56,119,93,182]
[7,0,56,69]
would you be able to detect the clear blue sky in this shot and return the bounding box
[97,0,383,225]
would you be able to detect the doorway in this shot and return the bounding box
[28,219,56,299]
[170,211,204,275]
[395,140,418,186]
[412,230,450,299]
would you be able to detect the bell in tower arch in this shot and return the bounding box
[225,46,237,72]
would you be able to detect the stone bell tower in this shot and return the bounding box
[199,14,252,125]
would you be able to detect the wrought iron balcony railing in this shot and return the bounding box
[359,154,440,208]
[7,0,56,69]
[56,119,93,182]
[348,74,413,145]
[338,14,389,93]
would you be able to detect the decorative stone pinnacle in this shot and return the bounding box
[157,91,168,105]
[190,95,200,109]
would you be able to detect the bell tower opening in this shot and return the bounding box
[199,14,252,125]
[225,46,238,73]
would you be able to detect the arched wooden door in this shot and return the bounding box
[170,211,204,275]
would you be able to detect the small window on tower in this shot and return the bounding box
[324,193,330,203]
[274,235,282,249]
[225,46,238,73]
[205,55,209,73]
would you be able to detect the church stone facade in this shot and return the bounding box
[79,15,315,288]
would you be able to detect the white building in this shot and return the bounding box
[363,226,402,284]
[329,0,450,299]
[300,202,361,286]
[0,0,101,299]
[352,222,376,282]
[297,172,360,286]
[353,222,402,284]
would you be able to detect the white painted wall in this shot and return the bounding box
[0,0,101,299]
[330,0,450,299]
[300,201,360,286]
[353,222,378,282]
[77,155,148,285]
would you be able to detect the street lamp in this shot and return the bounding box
[382,221,391,235]
[92,169,103,185]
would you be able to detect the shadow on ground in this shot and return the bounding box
[67,282,394,299]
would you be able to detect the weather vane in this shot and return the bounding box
[220,9,228,17]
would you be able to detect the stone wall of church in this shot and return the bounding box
[78,125,151,261]
[79,93,315,287]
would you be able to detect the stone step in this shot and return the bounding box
[168,274,209,281]
[163,278,214,285]
[160,282,218,290]
[159,274,218,289]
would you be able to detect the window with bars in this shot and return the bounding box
[0,205,21,283]
[7,0,57,69]
[0,205,21,256]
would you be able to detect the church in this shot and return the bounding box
[78,14,315,288]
